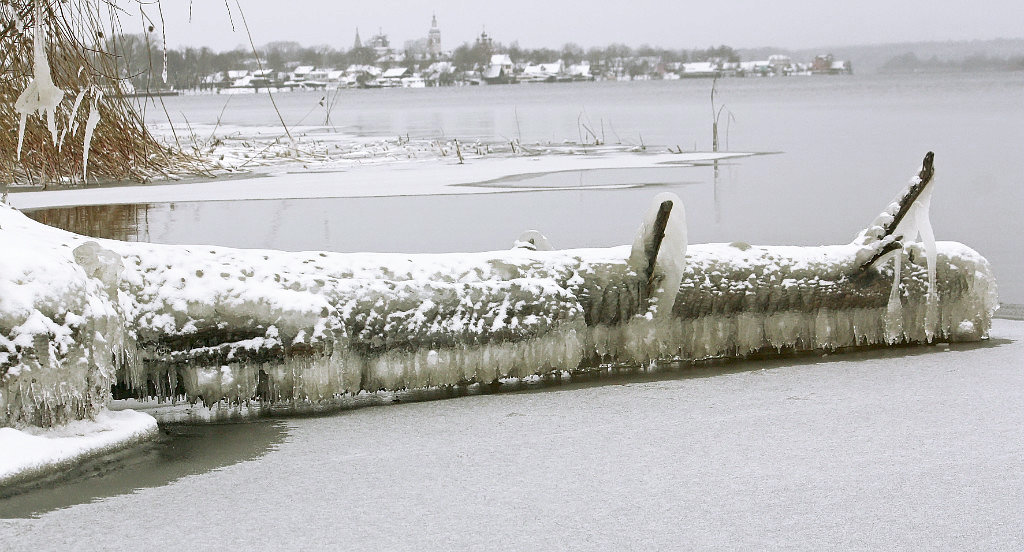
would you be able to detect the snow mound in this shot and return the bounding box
[0,409,157,490]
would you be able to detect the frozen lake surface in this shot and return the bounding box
[2,319,1022,549]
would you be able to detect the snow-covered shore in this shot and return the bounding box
[0,409,157,493]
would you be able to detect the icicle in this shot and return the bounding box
[16,114,27,162]
[911,188,939,340]
[885,251,904,344]
[58,88,88,151]
[82,98,101,181]
[894,177,938,341]
[14,0,66,156]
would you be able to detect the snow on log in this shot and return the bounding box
[0,159,999,426]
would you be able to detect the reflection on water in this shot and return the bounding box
[0,421,287,518]
[27,203,151,242]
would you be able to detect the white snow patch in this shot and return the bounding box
[0,409,157,487]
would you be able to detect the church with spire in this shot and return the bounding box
[427,14,442,57]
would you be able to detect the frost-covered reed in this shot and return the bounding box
[0,0,193,188]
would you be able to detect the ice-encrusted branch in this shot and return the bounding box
[855,151,936,270]
[854,152,940,341]
[628,192,688,317]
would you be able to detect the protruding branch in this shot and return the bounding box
[881,151,934,239]
[644,200,674,289]
[857,152,935,271]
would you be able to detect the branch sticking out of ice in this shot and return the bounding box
[629,192,688,317]
[513,230,554,251]
[855,152,940,340]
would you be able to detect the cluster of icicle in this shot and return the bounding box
[14,0,102,180]
[0,217,131,427]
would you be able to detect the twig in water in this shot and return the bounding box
[514,106,522,144]
[725,111,736,151]
[454,138,464,164]
[179,111,199,151]
[609,120,623,144]
[207,96,232,145]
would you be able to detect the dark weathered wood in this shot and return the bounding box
[883,151,934,238]
[644,200,674,289]
[859,240,905,272]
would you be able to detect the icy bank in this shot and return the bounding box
[0,409,156,492]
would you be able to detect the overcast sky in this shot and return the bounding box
[137,0,1023,52]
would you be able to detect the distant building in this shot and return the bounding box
[812,54,852,75]
[739,60,772,77]
[381,67,411,87]
[680,62,720,78]
[768,54,792,72]
[483,54,514,84]
[475,28,494,51]
[567,62,593,80]
[370,29,390,56]
[353,28,362,50]
[291,65,315,80]
[428,14,442,57]
[521,61,563,82]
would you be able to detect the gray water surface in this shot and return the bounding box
[0,422,287,518]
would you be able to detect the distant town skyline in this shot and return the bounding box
[135,0,1023,53]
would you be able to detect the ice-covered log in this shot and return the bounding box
[0,152,1000,424]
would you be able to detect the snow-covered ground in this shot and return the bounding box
[0,409,156,491]
[1,319,1020,548]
